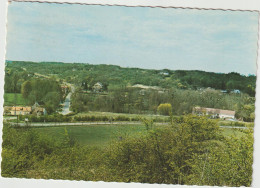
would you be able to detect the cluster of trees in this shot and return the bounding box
[157,103,172,115]
[21,78,63,113]
[71,87,255,122]
[4,63,64,113]
[174,71,256,96]
[4,68,31,93]
[235,104,255,122]
[1,115,253,186]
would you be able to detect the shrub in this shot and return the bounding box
[157,103,172,116]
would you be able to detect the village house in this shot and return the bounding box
[8,102,47,116]
[32,102,47,116]
[61,84,69,93]
[10,106,32,115]
[159,72,170,76]
[33,107,47,116]
[93,82,103,93]
[231,89,241,94]
[193,107,235,119]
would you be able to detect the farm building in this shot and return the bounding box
[8,102,47,116]
[193,107,235,119]
[33,107,47,116]
[10,106,32,115]
[32,102,47,116]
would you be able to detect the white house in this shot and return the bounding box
[93,82,103,93]
[32,102,47,116]
[33,107,47,116]
[231,89,241,94]
[193,107,235,119]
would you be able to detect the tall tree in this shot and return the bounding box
[21,80,32,99]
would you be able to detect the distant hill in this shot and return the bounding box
[5,61,256,96]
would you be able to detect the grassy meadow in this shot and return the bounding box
[4,93,28,106]
[33,124,147,147]
[28,123,246,147]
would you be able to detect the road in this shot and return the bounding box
[31,71,75,115]
[60,84,75,115]
[9,121,249,129]
[9,121,168,127]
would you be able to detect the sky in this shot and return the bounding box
[5,2,259,75]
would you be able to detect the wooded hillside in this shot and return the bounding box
[5,61,256,96]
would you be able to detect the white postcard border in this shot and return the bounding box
[1,1,260,188]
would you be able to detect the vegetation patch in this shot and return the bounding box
[2,61,256,186]
[1,115,253,186]
[218,121,254,128]
[4,93,28,106]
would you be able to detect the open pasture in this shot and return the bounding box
[33,124,147,147]
[30,123,246,147]
[4,93,28,106]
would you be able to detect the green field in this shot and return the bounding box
[33,124,148,147]
[4,93,27,106]
[30,124,246,147]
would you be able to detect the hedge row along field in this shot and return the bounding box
[17,114,170,123]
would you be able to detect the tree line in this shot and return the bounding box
[6,61,256,96]
[71,87,255,122]
[21,78,63,113]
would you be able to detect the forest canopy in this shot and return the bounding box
[5,61,256,96]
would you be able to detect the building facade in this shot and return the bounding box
[193,107,235,119]
[10,106,32,115]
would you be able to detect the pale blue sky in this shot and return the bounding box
[6,2,259,75]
